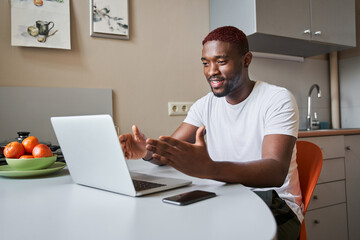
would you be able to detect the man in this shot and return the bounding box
[119,26,302,239]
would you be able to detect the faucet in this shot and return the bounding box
[306,84,321,130]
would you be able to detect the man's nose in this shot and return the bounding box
[208,63,220,76]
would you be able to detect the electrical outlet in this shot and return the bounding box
[168,102,193,116]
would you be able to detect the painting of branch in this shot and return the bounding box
[11,0,71,50]
[91,0,129,40]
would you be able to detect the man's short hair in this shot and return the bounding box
[202,26,249,55]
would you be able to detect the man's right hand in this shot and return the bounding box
[119,125,147,159]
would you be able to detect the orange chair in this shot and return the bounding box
[296,141,323,240]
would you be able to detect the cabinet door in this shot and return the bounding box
[317,158,345,184]
[305,203,348,240]
[300,135,345,159]
[345,135,360,240]
[307,180,346,211]
[311,0,356,46]
[256,0,310,40]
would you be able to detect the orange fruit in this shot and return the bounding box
[33,0,43,6]
[32,144,53,158]
[4,142,25,159]
[22,136,39,154]
[19,155,34,159]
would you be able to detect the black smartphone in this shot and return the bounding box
[162,190,216,206]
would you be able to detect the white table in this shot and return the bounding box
[0,160,277,240]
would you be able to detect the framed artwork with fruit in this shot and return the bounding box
[11,0,71,50]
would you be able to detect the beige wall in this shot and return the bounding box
[0,0,210,138]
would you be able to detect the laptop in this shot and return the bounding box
[51,114,191,196]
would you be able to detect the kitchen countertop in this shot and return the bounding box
[298,128,360,138]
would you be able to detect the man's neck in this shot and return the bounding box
[225,79,255,105]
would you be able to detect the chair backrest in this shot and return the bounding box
[296,140,323,213]
[296,141,323,240]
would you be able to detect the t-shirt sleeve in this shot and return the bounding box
[183,95,207,127]
[264,89,299,138]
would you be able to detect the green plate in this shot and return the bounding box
[0,162,66,178]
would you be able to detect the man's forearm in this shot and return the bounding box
[206,158,289,188]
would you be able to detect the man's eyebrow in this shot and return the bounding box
[215,55,229,59]
[201,55,229,61]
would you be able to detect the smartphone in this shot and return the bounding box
[162,190,216,206]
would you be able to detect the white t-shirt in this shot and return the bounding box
[184,81,303,222]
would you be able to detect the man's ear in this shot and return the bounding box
[244,52,253,68]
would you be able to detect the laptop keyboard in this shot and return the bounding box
[132,179,166,191]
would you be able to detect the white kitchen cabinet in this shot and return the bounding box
[344,135,360,240]
[316,158,345,184]
[301,135,345,159]
[210,0,356,57]
[310,0,355,46]
[307,180,346,211]
[300,136,348,240]
[305,203,348,240]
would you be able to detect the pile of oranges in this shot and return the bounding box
[4,136,53,159]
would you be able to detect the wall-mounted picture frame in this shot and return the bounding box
[90,0,129,40]
[11,0,71,50]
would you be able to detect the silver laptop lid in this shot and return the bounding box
[51,114,136,196]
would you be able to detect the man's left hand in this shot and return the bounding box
[145,126,213,178]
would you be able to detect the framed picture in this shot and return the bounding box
[11,0,71,50]
[90,0,129,40]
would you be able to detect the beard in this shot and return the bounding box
[211,80,236,98]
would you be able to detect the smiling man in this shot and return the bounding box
[119,26,301,239]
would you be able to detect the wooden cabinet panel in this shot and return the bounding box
[300,136,345,159]
[307,181,346,211]
[299,135,350,239]
[255,0,310,40]
[345,135,360,240]
[317,158,345,184]
[311,0,356,46]
[305,203,348,240]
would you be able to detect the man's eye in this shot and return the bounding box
[202,62,209,66]
[218,60,226,64]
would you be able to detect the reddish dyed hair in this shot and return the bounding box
[202,26,249,55]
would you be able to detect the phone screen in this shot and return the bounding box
[162,190,216,206]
